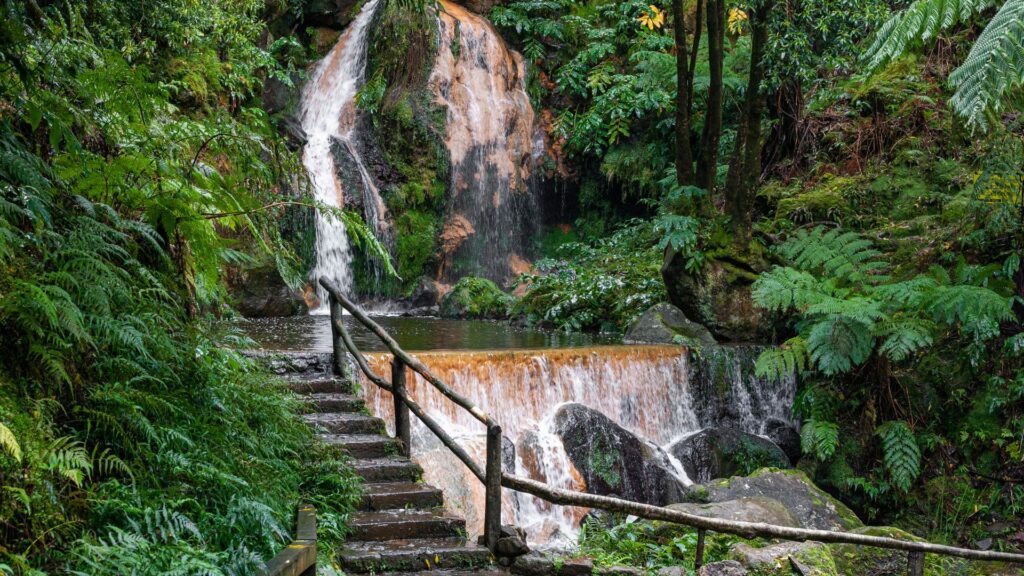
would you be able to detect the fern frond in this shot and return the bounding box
[801,419,840,460]
[877,420,921,492]
[751,267,829,311]
[864,0,1000,70]
[755,337,809,382]
[778,227,885,283]
[807,316,875,375]
[875,317,937,361]
[0,421,22,463]
[948,0,1024,131]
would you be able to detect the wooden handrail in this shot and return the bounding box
[317,278,1024,573]
[264,505,316,576]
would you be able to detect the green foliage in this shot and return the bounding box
[876,421,922,493]
[440,277,514,319]
[514,220,667,332]
[864,0,1024,131]
[577,516,742,572]
[801,419,841,461]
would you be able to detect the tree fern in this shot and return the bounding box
[864,0,1000,70]
[877,421,922,492]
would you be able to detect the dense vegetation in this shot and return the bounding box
[483,0,1024,556]
[0,1,362,572]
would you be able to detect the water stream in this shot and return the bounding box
[299,0,389,309]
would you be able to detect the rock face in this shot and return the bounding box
[764,418,801,463]
[228,264,305,317]
[668,428,790,483]
[694,468,863,531]
[553,403,687,506]
[661,250,770,342]
[624,303,717,348]
[439,276,514,319]
[666,496,799,528]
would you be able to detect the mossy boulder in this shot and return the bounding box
[691,468,863,532]
[440,276,514,319]
[661,248,771,342]
[667,496,799,528]
[668,428,790,483]
[624,303,717,348]
[828,526,936,576]
[731,541,837,575]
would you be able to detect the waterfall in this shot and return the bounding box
[429,1,541,283]
[358,345,795,546]
[300,0,391,309]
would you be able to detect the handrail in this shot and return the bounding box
[317,277,1024,573]
[264,505,316,576]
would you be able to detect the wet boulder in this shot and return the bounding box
[668,428,790,483]
[624,303,717,348]
[694,561,747,576]
[227,263,305,317]
[731,541,837,575]
[406,276,444,308]
[764,418,801,463]
[694,468,863,531]
[440,276,514,320]
[553,403,687,506]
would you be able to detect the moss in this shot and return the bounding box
[439,277,515,319]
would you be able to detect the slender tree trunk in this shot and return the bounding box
[696,0,725,193]
[724,1,772,249]
[674,0,694,186]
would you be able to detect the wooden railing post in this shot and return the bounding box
[484,424,503,551]
[695,528,706,570]
[907,551,925,576]
[391,358,411,457]
[329,296,347,378]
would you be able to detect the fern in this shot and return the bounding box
[801,419,840,460]
[755,337,809,383]
[877,421,922,492]
[864,0,1000,70]
[0,421,22,463]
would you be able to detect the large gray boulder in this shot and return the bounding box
[731,541,837,575]
[692,468,863,531]
[554,403,687,506]
[666,496,799,528]
[764,418,801,463]
[624,303,717,348]
[668,428,790,483]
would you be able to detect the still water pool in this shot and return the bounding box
[237,315,621,353]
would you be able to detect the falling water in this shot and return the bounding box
[300,0,391,309]
[429,1,541,283]
[358,345,794,546]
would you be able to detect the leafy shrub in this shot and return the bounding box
[440,277,514,319]
[514,220,666,333]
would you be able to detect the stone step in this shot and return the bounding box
[287,378,354,395]
[353,457,422,483]
[302,392,364,413]
[319,434,399,459]
[303,413,384,435]
[361,482,444,511]
[250,351,334,376]
[341,537,493,573]
[350,509,466,541]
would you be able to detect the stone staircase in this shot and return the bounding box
[272,352,505,575]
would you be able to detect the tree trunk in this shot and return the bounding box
[673,0,694,186]
[724,1,771,249]
[696,0,725,193]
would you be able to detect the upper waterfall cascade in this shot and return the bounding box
[299,0,389,310]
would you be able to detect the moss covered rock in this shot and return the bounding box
[669,428,791,483]
[690,468,863,532]
[624,303,717,348]
[440,276,514,319]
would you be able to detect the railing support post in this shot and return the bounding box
[695,528,706,570]
[329,296,347,378]
[907,551,925,576]
[391,359,411,457]
[484,424,503,551]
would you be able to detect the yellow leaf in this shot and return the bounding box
[0,421,21,463]
[637,5,665,30]
[728,7,749,34]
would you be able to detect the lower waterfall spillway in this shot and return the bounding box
[358,345,795,547]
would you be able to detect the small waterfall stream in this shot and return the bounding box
[430,1,541,282]
[359,345,796,547]
[299,0,390,308]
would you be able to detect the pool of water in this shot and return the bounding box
[236,315,621,352]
